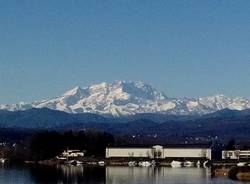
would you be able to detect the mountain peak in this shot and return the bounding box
[64,86,83,96]
[1,81,250,116]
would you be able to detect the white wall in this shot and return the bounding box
[163,148,211,160]
[106,148,152,158]
[222,150,250,159]
[106,147,211,159]
[222,151,238,159]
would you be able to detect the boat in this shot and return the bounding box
[237,162,247,167]
[151,160,156,166]
[0,158,6,164]
[128,161,137,166]
[87,162,98,165]
[74,160,83,166]
[196,160,201,167]
[65,160,74,165]
[138,161,151,167]
[56,156,67,160]
[183,161,194,167]
[64,149,75,165]
[171,160,182,168]
[98,161,105,166]
[203,160,209,168]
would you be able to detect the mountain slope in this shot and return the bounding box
[0,108,108,128]
[1,81,250,116]
[0,108,250,142]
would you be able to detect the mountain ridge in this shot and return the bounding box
[1,81,250,117]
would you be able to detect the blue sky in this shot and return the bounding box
[1,0,250,103]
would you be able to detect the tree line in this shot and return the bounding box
[23,130,115,161]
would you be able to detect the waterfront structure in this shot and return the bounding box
[106,145,211,160]
[62,150,85,158]
[222,150,250,160]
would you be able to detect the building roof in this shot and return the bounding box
[107,144,211,149]
[64,150,86,153]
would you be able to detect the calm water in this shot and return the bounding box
[0,164,249,184]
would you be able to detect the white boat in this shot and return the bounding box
[128,161,136,166]
[138,161,151,167]
[56,156,67,160]
[203,160,209,168]
[65,160,74,165]
[0,158,6,164]
[237,162,247,167]
[183,161,194,167]
[151,160,156,166]
[87,162,98,165]
[196,160,201,167]
[98,161,105,166]
[171,161,182,168]
[75,160,83,166]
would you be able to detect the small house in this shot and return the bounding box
[62,150,85,158]
[222,150,250,160]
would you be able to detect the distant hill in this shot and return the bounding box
[0,108,108,128]
[0,108,250,142]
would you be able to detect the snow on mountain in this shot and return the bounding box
[1,81,250,116]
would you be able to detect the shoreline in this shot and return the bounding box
[23,157,243,167]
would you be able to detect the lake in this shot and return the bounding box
[0,164,249,184]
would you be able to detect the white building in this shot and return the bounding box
[62,150,85,158]
[222,150,250,159]
[106,145,211,160]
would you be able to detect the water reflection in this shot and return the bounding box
[0,165,248,184]
[106,166,249,184]
[30,165,105,184]
[106,167,212,184]
[0,164,32,184]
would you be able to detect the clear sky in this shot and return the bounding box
[1,0,250,104]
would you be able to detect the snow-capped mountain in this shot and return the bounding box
[1,81,250,116]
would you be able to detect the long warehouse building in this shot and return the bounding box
[106,145,212,160]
